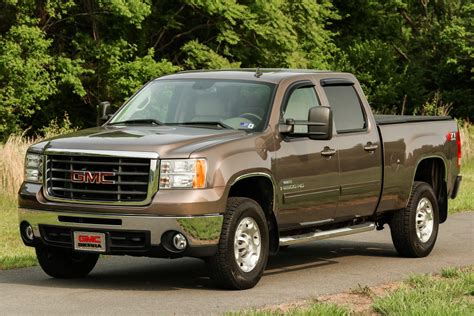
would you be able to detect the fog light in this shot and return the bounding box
[172,233,187,250]
[21,222,34,242]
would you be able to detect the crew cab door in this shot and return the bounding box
[274,81,339,230]
[321,79,382,218]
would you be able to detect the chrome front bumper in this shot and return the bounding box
[18,208,223,247]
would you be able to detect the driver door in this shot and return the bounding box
[274,82,340,230]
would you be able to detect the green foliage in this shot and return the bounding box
[230,302,349,316]
[0,193,37,270]
[373,268,474,315]
[182,40,241,69]
[415,91,453,116]
[99,0,152,27]
[39,112,78,139]
[332,0,474,117]
[0,0,472,139]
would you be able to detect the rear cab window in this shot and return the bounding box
[322,84,367,133]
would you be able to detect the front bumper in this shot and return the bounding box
[19,208,223,257]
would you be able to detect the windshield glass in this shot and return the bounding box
[110,79,276,131]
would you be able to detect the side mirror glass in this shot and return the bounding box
[97,101,114,125]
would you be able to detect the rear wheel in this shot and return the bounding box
[390,181,439,257]
[209,197,269,290]
[36,246,99,278]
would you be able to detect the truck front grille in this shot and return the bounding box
[45,154,151,203]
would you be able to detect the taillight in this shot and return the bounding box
[447,131,462,168]
[456,130,461,168]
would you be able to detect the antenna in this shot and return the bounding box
[254,67,263,78]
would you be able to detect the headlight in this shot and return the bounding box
[24,152,43,183]
[159,159,207,189]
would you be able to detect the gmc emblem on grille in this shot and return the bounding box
[71,171,116,184]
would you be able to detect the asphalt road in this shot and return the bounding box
[1,212,473,315]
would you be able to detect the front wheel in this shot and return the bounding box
[390,181,439,257]
[36,246,99,279]
[209,197,269,290]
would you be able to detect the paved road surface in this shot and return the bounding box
[1,212,473,315]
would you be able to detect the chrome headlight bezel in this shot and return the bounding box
[24,151,44,184]
[159,159,207,189]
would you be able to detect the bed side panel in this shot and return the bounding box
[377,120,459,213]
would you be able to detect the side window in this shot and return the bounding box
[283,86,320,133]
[323,85,366,133]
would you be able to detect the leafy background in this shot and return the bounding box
[0,0,472,140]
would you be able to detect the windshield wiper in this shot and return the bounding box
[108,119,163,126]
[170,121,233,129]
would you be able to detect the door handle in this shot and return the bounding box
[364,143,378,152]
[321,147,336,157]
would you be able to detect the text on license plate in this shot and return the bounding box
[73,231,106,252]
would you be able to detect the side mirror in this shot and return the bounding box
[307,106,332,140]
[97,101,114,125]
[279,106,332,140]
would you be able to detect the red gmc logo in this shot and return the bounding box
[71,171,115,184]
[78,235,101,244]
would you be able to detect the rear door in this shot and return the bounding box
[321,79,382,218]
[275,81,340,229]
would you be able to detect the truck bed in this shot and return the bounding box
[375,114,452,125]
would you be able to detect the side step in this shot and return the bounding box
[279,222,375,246]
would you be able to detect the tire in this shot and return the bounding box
[36,246,99,279]
[209,197,269,290]
[389,181,439,258]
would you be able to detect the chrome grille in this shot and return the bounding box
[45,154,152,203]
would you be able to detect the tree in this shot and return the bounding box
[332,0,473,118]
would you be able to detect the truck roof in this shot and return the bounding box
[159,69,348,84]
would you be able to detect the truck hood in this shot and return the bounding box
[39,126,248,158]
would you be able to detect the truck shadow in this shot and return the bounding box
[0,239,397,291]
[265,239,396,276]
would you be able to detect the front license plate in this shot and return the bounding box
[73,231,106,253]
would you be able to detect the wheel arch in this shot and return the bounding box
[227,172,280,254]
[410,156,448,223]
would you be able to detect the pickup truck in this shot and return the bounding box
[18,69,462,290]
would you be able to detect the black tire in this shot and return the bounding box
[36,246,99,279]
[209,197,269,290]
[389,181,439,258]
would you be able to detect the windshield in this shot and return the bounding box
[110,79,276,131]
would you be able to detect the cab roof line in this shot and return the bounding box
[176,68,334,74]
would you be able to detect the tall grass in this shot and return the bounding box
[459,120,473,161]
[0,135,38,197]
[0,113,77,197]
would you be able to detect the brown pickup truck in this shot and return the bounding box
[19,69,462,289]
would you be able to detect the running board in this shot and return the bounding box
[279,222,375,246]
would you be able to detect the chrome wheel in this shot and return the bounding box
[234,217,261,272]
[415,197,434,243]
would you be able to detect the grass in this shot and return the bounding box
[0,194,37,270]
[241,266,473,315]
[0,135,38,269]
[0,134,36,197]
[229,302,350,316]
[450,124,474,213]
[349,284,374,297]
[449,157,474,213]
[373,267,474,315]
